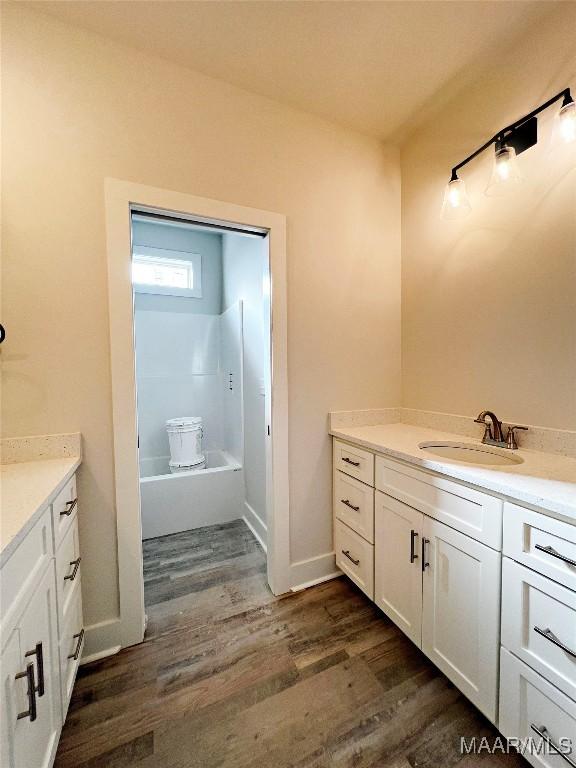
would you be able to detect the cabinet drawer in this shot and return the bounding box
[334,471,374,543]
[52,474,78,548]
[499,648,576,768]
[503,503,576,591]
[56,517,81,628]
[59,583,83,718]
[375,455,503,549]
[501,558,576,701]
[335,519,374,599]
[333,440,374,486]
[0,507,53,632]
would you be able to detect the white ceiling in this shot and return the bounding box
[25,1,556,141]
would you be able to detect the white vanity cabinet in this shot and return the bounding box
[499,502,576,768]
[372,477,501,721]
[334,438,502,723]
[334,433,576,747]
[1,565,61,768]
[0,470,83,768]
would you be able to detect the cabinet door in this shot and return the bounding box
[1,564,62,768]
[374,492,423,647]
[421,517,501,723]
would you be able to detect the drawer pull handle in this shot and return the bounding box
[68,628,85,661]
[421,538,430,571]
[60,498,78,517]
[535,543,576,568]
[342,457,360,467]
[342,549,360,566]
[534,626,576,659]
[64,557,82,582]
[531,724,576,768]
[24,642,45,697]
[341,499,360,511]
[410,529,419,563]
[15,663,37,722]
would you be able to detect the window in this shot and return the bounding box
[132,246,202,298]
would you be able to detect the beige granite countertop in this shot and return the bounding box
[1,454,81,564]
[330,423,576,524]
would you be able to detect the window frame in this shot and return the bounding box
[132,245,202,298]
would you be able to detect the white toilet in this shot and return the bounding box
[166,417,206,472]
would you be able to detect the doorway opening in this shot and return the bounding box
[132,211,271,615]
[105,180,290,649]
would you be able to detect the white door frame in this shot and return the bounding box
[104,178,290,648]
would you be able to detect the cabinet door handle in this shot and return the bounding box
[534,626,576,659]
[68,628,85,661]
[341,549,360,566]
[535,544,576,568]
[24,642,44,697]
[342,457,360,467]
[410,529,419,563]
[15,663,37,722]
[421,538,430,571]
[531,724,576,768]
[64,557,81,582]
[60,498,78,517]
[341,499,360,511]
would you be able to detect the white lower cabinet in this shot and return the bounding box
[0,564,62,768]
[500,648,576,768]
[374,492,423,646]
[421,516,501,722]
[374,491,501,722]
[0,470,82,768]
[335,439,573,739]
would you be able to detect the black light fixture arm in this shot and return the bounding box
[450,88,572,181]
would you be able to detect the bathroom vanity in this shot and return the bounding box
[331,421,576,767]
[0,436,83,768]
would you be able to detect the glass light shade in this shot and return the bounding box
[441,177,472,220]
[485,145,523,196]
[557,101,576,144]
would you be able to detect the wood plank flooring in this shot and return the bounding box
[55,520,525,768]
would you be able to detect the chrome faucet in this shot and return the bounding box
[474,410,527,450]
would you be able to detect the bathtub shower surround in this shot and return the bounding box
[135,301,244,538]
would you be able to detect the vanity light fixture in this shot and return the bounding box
[442,87,574,218]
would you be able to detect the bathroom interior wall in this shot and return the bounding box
[1,5,401,643]
[401,3,576,430]
[222,233,268,541]
[133,221,225,468]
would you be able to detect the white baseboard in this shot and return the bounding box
[290,551,341,591]
[242,501,267,553]
[81,617,122,665]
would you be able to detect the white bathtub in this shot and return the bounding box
[140,450,243,539]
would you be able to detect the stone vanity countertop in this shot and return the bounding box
[330,423,576,523]
[1,456,81,564]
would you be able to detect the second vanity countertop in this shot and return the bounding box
[1,435,82,564]
[330,423,576,524]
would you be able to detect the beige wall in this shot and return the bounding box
[401,4,576,431]
[1,7,401,630]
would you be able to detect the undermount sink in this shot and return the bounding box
[418,441,524,467]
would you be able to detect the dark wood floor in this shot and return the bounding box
[55,520,525,768]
